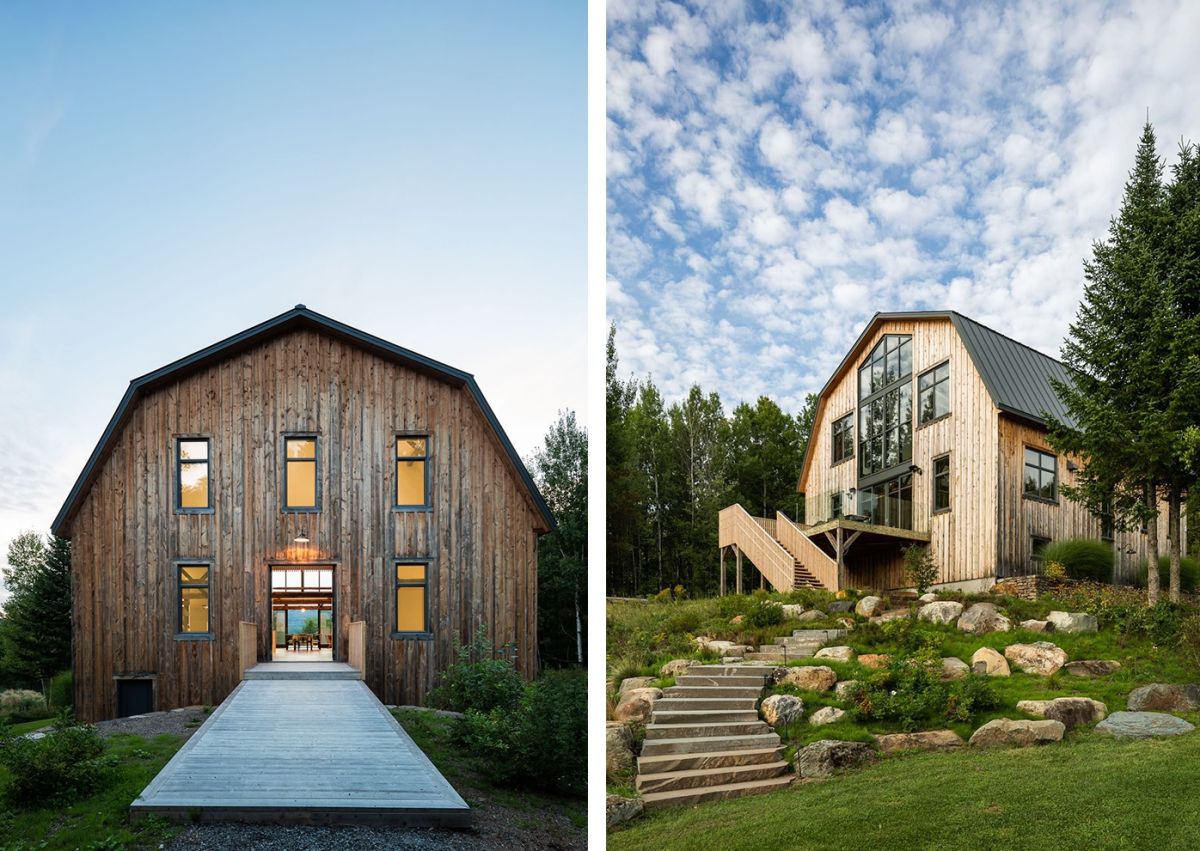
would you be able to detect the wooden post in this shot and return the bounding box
[836,526,845,591]
[735,545,743,595]
[719,547,726,596]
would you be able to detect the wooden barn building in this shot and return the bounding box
[719,311,1181,594]
[52,305,553,721]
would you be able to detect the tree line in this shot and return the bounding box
[606,329,817,597]
[0,533,71,690]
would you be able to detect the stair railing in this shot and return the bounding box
[717,504,796,592]
[776,511,840,591]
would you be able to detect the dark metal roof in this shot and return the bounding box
[51,305,555,536]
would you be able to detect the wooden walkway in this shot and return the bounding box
[131,670,470,826]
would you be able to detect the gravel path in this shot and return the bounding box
[92,706,211,740]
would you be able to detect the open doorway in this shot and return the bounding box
[269,566,335,661]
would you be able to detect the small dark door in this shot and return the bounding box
[116,680,154,717]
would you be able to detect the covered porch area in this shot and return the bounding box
[803,517,931,590]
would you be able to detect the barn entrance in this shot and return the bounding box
[269,565,335,662]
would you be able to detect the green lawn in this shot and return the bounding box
[610,733,1200,851]
[3,717,55,736]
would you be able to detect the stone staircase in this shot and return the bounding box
[637,664,791,808]
[742,628,849,663]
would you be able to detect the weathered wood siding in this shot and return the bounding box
[67,328,542,721]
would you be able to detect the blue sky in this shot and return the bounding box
[607,0,1200,413]
[0,2,584,597]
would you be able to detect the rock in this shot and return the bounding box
[723,645,751,659]
[730,615,744,625]
[809,706,846,726]
[780,604,806,619]
[606,794,644,828]
[660,659,693,678]
[814,645,854,662]
[618,676,656,695]
[835,617,855,629]
[606,723,634,778]
[855,596,884,617]
[796,740,877,779]
[834,680,860,700]
[919,601,964,625]
[1004,641,1069,676]
[761,693,804,727]
[968,718,1066,747]
[1016,697,1107,729]
[858,654,891,670]
[970,646,1010,676]
[1127,683,1200,712]
[957,602,1012,635]
[1064,660,1121,677]
[941,657,970,680]
[918,592,939,603]
[613,687,661,723]
[876,609,911,623]
[874,730,964,753]
[1095,711,1196,739]
[1019,619,1054,633]
[776,665,837,692]
[827,601,854,613]
[798,609,826,622]
[1047,611,1098,634]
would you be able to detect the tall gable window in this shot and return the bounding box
[933,454,951,512]
[859,334,912,399]
[396,436,429,508]
[831,414,854,464]
[284,436,319,511]
[918,362,950,424]
[394,562,429,635]
[178,564,210,635]
[176,439,211,511]
[858,335,913,478]
[1024,447,1057,502]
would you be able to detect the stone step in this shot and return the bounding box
[646,721,769,740]
[664,686,766,699]
[641,774,793,809]
[676,675,772,688]
[636,760,790,794]
[654,698,759,711]
[687,664,776,677]
[742,652,787,662]
[639,732,781,756]
[791,629,849,641]
[756,644,785,654]
[651,709,761,725]
[637,746,784,774]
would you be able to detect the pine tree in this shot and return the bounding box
[0,535,72,686]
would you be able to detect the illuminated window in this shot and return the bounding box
[284,436,318,510]
[394,563,428,634]
[396,436,429,508]
[177,439,211,510]
[178,565,210,634]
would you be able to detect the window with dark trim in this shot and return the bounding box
[857,335,913,478]
[1031,536,1051,572]
[858,472,913,530]
[178,564,210,635]
[858,334,912,399]
[394,563,429,635]
[1100,495,1114,542]
[176,438,211,511]
[918,362,950,424]
[284,436,319,511]
[1023,447,1057,501]
[395,436,429,508]
[831,414,854,464]
[933,454,950,512]
[831,491,843,519]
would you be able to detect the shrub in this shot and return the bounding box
[902,544,938,595]
[0,720,113,806]
[49,670,73,711]
[879,617,943,653]
[0,689,48,722]
[1136,556,1200,593]
[1180,614,1200,674]
[1044,559,1067,579]
[745,598,784,628]
[715,595,751,619]
[849,649,997,731]
[1040,539,1114,582]
[426,631,524,715]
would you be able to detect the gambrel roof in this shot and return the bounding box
[51,305,554,535]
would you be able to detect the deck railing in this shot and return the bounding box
[718,504,796,592]
[348,620,366,680]
[776,511,839,591]
[238,621,257,679]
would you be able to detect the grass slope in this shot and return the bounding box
[610,734,1200,851]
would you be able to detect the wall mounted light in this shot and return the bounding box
[910,464,924,475]
[1066,461,1079,472]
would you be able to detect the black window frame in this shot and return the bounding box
[932,453,951,513]
[394,433,432,511]
[831,491,843,519]
[830,413,854,465]
[858,472,914,530]
[1100,495,1115,542]
[282,434,321,513]
[391,557,434,640]
[917,361,951,426]
[175,560,213,640]
[1023,446,1058,503]
[175,436,213,514]
[1030,535,1051,572]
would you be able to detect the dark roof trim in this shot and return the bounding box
[52,305,554,535]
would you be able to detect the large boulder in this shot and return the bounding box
[795,740,877,779]
[957,603,1012,635]
[827,601,855,614]
[660,659,693,678]
[761,693,804,727]
[834,680,861,700]
[606,723,634,778]
[1064,660,1121,678]
[1004,641,1068,676]
[876,609,911,623]
[780,604,807,619]
[1127,683,1200,712]
[1019,619,1054,633]
[1096,711,1196,739]
[919,601,964,625]
[618,676,656,695]
[855,596,884,618]
[874,730,964,753]
[613,687,661,723]
[606,795,644,829]
[968,718,1066,747]
[798,609,826,622]
[1047,611,1098,634]
[809,706,846,726]
[1016,697,1107,729]
[918,592,938,603]
[776,665,837,692]
[941,657,970,680]
[858,654,891,670]
[815,645,855,662]
[970,647,1011,677]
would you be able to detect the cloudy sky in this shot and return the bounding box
[607,0,1200,414]
[0,3,583,601]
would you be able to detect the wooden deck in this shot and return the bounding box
[131,671,470,826]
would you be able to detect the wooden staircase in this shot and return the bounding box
[718,505,838,592]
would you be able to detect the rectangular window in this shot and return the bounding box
[858,383,912,477]
[1100,495,1114,542]
[176,438,211,510]
[858,473,913,530]
[918,362,951,424]
[933,454,950,512]
[1031,536,1051,573]
[396,436,429,508]
[178,564,210,634]
[830,414,854,464]
[831,491,843,519]
[1023,447,1057,501]
[284,436,318,510]
[394,563,428,634]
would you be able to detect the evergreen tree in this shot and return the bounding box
[606,325,643,595]
[726,396,805,519]
[627,381,673,593]
[667,386,728,594]
[0,535,72,686]
[2,532,47,599]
